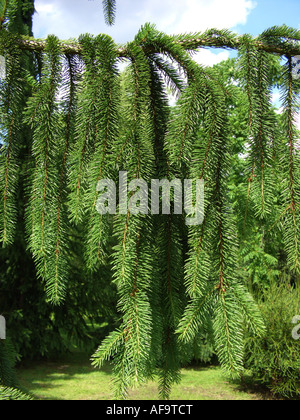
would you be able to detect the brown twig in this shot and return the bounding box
[13,34,300,58]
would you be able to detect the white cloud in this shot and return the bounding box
[155,0,257,35]
[193,49,230,67]
[33,0,98,40]
[32,0,256,70]
[33,0,257,42]
[271,91,281,105]
[296,115,300,130]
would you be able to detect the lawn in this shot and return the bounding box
[16,352,266,400]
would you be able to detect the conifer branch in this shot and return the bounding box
[24,35,65,303]
[280,55,300,273]
[81,34,119,269]
[239,39,275,220]
[105,38,156,397]
[0,39,23,246]
[102,0,116,26]
[10,26,300,57]
[1,20,299,398]
[50,54,79,304]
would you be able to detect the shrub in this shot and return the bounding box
[244,281,300,398]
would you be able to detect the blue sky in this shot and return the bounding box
[235,0,300,36]
[32,0,300,67]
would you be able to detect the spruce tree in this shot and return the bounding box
[1,1,300,400]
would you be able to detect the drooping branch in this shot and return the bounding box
[11,27,300,58]
[1,21,299,399]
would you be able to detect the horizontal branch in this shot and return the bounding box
[13,33,300,58]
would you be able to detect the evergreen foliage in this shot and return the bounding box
[102,0,116,26]
[1,1,300,399]
[244,281,300,398]
[0,0,36,400]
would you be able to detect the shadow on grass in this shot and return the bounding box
[16,353,279,401]
[16,351,114,400]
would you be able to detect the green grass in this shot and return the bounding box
[16,352,265,400]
